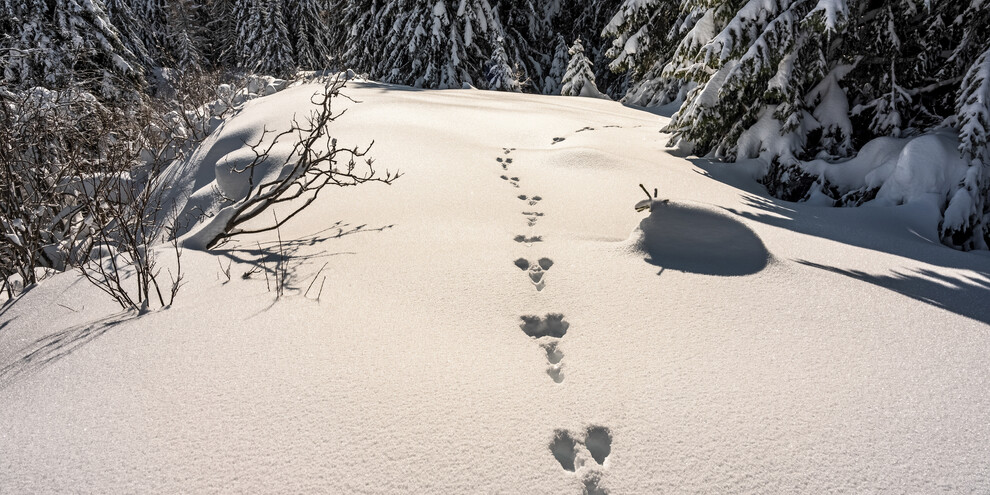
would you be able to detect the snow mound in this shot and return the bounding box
[801,130,970,207]
[629,200,770,276]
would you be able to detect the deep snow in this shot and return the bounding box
[2,82,990,493]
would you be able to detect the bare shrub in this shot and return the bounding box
[188,76,401,249]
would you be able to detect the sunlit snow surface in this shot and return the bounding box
[2,82,989,493]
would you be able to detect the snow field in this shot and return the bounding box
[2,82,989,493]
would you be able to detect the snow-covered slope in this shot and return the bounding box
[2,82,989,493]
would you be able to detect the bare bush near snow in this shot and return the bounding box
[72,120,185,312]
[0,85,187,310]
[0,87,110,298]
[190,77,401,249]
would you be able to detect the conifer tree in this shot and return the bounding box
[487,41,522,91]
[237,0,295,76]
[130,0,171,63]
[942,0,990,250]
[379,0,500,89]
[555,0,624,95]
[166,0,205,72]
[561,38,605,98]
[543,34,569,95]
[333,0,394,74]
[943,47,990,250]
[1,0,144,98]
[603,0,687,105]
[104,0,154,70]
[288,0,333,70]
[496,0,546,91]
[206,0,240,66]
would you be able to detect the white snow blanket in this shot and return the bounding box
[2,82,989,493]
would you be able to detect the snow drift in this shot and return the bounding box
[629,200,770,276]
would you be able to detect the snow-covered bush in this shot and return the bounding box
[0,85,186,307]
[0,67,294,304]
[0,87,110,296]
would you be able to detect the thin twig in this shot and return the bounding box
[304,261,329,298]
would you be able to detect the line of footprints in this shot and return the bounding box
[498,145,612,494]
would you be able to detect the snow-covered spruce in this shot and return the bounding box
[560,38,607,99]
[237,0,295,76]
[606,0,990,250]
[602,0,685,106]
[287,0,333,70]
[487,40,521,92]
[543,34,570,95]
[944,46,990,250]
[375,0,501,89]
[1,0,144,99]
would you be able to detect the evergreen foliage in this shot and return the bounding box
[237,0,295,76]
[543,34,569,94]
[561,38,605,98]
[488,41,522,91]
[602,0,989,248]
[288,0,333,70]
[333,0,392,74]
[495,0,548,91]
[1,0,145,98]
[377,0,500,89]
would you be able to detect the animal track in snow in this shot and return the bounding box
[503,147,515,154]
[584,427,612,465]
[518,317,567,383]
[514,257,554,290]
[583,471,608,495]
[542,340,564,363]
[514,235,543,244]
[576,126,595,132]
[500,175,520,187]
[549,426,614,493]
[519,313,568,338]
[550,430,579,471]
[518,194,542,206]
[522,211,544,227]
[552,137,566,144]
[541,340,565,383]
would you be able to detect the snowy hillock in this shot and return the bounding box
[2,82,989,494]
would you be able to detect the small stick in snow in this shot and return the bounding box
[258,241,271,292]
[316,277,327,302]
[636,184,653,212]
[305,262,329,298]
[56,303,79,312]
